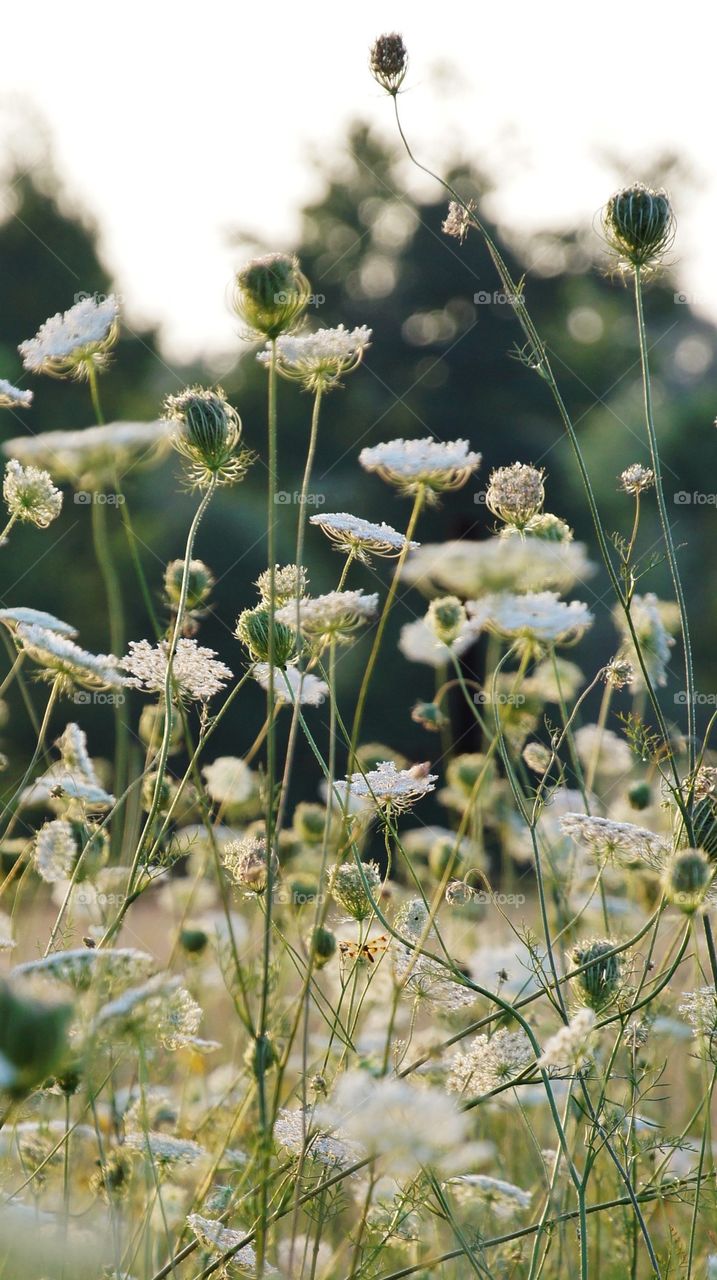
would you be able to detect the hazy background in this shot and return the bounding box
[0,0,715,798]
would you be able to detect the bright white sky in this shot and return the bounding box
[1,0,713,362]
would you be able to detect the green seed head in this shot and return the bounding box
[571,938,622,1011]
[164,558,215,611]
[663,848,711,913]
[603,184,674,271]
[233,253,311,338]
[307,926,337,968]
[235,605,297,668]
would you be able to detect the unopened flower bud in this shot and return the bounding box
[180,927,209,955]
[244,1032,277,1077]
[327,859,381,921]
[0,982,72,1097]
[369,32,408,94]
[164,386,249,488]
[603,184,674,271]
[663,848,712,914]
[427,596,466,646]
[411,700,448,732]
[627,781,652,810]
[571,939,622,1012]
[486,462,545,528]
[164,559,215,611]
[235,605,297,668]
[292,802,330,845]
[307,926,337,968]
[233,253,310,339]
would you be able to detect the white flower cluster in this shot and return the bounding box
[559,812,670,870]
[16,624,124,691]
[334,761,437,814]
[399,615,479,668]
[19,294,119,376]
[3,460,62,530]
[403,535,595,597]
[259,324,372,389]
[122,638,232,701]
[447,1029,535,1097]
[310,510,418,562]
[468,591,593,646]
[0,378,32,408]
[359,437,481,497]
[276,589,378,643]
[252,663,328,706]
[2,420,171,486]
[20,722,115,810]
[537,1008,597,1072]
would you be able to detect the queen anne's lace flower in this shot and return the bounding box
[276,590,378,645]
[122,638,232,701]
[19,295,119,378]
[13,946,156,992]
[613,593,676,690]
[0,607,76,636]
[359,437,481,499]
[402,536,595,597]
[442,201,474,242]
[252,663,328,706]
[34,819,77,882]
[258,325,372,390]
[255,563,308,606]
[334,760,437,814]
[202,757,257,806]
[445,1174,531,1219]
[125,1132,206,1164]
[15,623,124,691]
[392,898,477,1010]
[273,1107,362,1171]
[0,378,32,408]
[399,615,479,667]
[20,723,115,810]
[186,1215,273,1275]
[559,812,669,870]
[93,974,202,1049]
[2,420,171,486]
[3,460,62,530]
[317,1071,468,1177]
[310,511,418,563]
[538,1008,597,1071]
[468,591,593,646]
[447,1029,535,1096]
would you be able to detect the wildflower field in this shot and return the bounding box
[1,32,717,1280]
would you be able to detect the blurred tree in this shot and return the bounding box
[1,121,715,808]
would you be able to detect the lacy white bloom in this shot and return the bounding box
[125,1131,206,1164]
[186,1215,272,1275]
[0,607,76,636]
[20,722,115,810]
[359,437,481,499]
[0,911,14,951]
[445,1174,531,1219]
[19,294,119,378]
[12,946,155,992]
[574,725,633,777]
[93,974,202,1050]
[276,590,378,644]
[15,623,124,690]
[447,1029,535,1096]
[258,324,372,390]
[255,563,308,606]
[202,756,257,806]
[392,898,477,1010]
[273,1107,362,1171]
[559,812,669,870]
[468,591,593,646]
[442,200,474,242]
[3,460,62,529]
[0,378,32,408]
[399,615,479,667]
[123,638,232,701]
[2,420,171,486]
[537,1008,597,1071]
[333,760,437,814]
[613,593,676,690]
[317,1071,468,1176]
[252,663,328,706]
[676,983,717,1044]
[402,536,594,597]
[34,819,77,882]
[310,510,418,563]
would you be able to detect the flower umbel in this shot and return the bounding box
[19,294,119,379]
[258,325,372,391]
[164,386,251,488]
[360,437,481,502]
[3,460,62,531]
